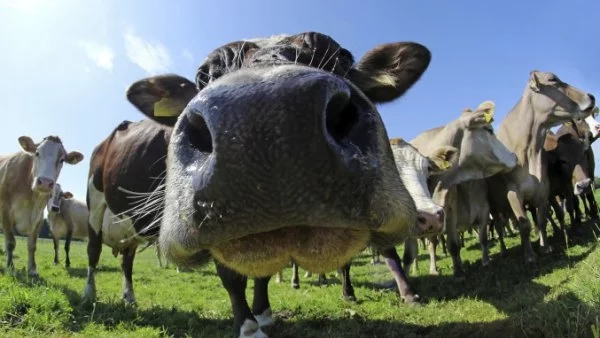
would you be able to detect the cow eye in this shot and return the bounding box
[35,152,39,157]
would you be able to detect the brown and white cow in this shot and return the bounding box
[0,136,83,277]
[127,32,431,337]
[46,183,89,268]
[408,101,518,277]
[487,71,596,264]
[82,118,191,305]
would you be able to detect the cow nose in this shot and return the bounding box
[186,67,365,201]
[416,210,444,236]
[35,177,54,192]
[588,94,596,107]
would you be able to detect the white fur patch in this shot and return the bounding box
[585,115,600,138]
[255,308,274,327]
[239,319,268,338]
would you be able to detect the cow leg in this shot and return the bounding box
[573,196,583,224]
[445,207,464,277]
[52,235,60,265]
[566,196,580,230]
[428,236,439,275]
[291,263,300,289]
[478,220,491,266]
[581,195,590,217]
[252,277,274,328]
[403,238,418,276]
[493,216,509,257]
[586,191,599,219]
[83,225,102,303]
[216,262,266,338]
[384,247,420,304]
[439,234,447,256]
[534,204,552,253]
[340,263,356,301]
[155,244,164,268]
[27,221,43,278]
[121,245,137,304]
[550,198,566,232]
[3,219,16,274]
[507,189,536,264]
[64,228,73,268]
[317,272,328,286]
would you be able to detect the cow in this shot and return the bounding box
[334,138,456,303]
[0,136,83,277]
[126,31,431,337]
[487,71,596,264]
[82,118,188,305]
[545,130,592,230]
[46,183,89,267]
[407,101,518,277]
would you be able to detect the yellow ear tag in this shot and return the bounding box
[477,100,495,123]
[153,98,178,117]
[439,160,451,170]
[564,121,572,126]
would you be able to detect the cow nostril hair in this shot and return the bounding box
[417,216,427,224]
[185,111,213,153]
[325,93,358,144]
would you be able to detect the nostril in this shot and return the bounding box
[436,210,445,221]
[185,110,213,153]
[48,182,54,188]
[325,92,359,144]
[417,216,426,225]
[36,178,42,185]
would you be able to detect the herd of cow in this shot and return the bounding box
[1,32,599,338]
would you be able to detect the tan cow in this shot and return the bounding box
[407,101,518,277]
[0,136,83,277]
[46,183,89,268]
[487,71,596,264]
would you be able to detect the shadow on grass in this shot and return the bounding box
[66,266,121,278]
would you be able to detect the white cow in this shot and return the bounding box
[46,183,89,268]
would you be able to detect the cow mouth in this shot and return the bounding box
[206,225,372,277]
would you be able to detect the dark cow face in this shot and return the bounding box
[527,71,596,125]
[19,136,84,194]
[555,134,591,195]
[126,32,431,277]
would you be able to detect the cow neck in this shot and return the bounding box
[497,95,546,180]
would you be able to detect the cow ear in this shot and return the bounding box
[65,151,84,165]
[126,74,198,127]
[18,136,36,153]
[428,146,458,175]
[529,70,541,91]
[349,42,431,103]
[62,191,74,199]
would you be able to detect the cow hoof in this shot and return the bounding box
[303,271,312,278]
[403,294,421,306]
[255,308,274,327]
[343,295,357,302]
[53,261,59,266]
[28,270,39,280]
[481,259,490,267]
[65,262,71,268]
[240,319,268,338]
[123,293,136,305]
[500,249,508,258]
[82,284,96,304]
[453,269,465,279]
[524,254,537,265]
[429,269,439,276]
[540,245,553,254]
[291,282,299,289]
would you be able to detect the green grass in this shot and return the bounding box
[1,198,600,337]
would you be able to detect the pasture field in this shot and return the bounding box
[1,202,600,337]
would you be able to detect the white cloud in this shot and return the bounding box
[182,48,194,62]
[0,0,45,12]
[77,40,115,71]
[124,26,171,74]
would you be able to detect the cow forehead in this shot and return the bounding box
[243,34,292,48]
[392,143,428,170]
[37,139,66,157]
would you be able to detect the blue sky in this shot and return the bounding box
[1,0,598,201]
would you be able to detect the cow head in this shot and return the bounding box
[19,136,83,194]
[555,134,591,196]
[46,183,74,214]
[389,138,457,238]
[527,71,596,125]
[126,32,431,276]
[440,101,518,186]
